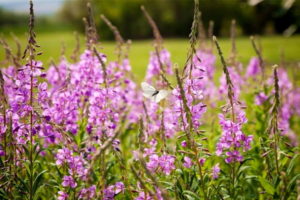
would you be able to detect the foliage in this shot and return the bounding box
[0,1,299,200]
[58,0,300,39]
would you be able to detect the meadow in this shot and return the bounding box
[1,31,300,80]
[0,1,300,200]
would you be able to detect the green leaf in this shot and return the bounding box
[287,154,299,175]
[34,145,44,161]
[258,176,275,195]
[183,190,201,200]
[23,145,30,157]
[16,174,29,193]
[237,166,251,180]
[33,170,47,195]
[287,173,300,193]
[245,175,258,180]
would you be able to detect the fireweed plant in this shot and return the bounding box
[0,0,299,200]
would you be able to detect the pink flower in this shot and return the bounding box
[55,148,73,165]
[146,154,176,175]
[114,182,125,194]
[219,67,243,99]
[255,92,268,105]
[159,154,176,175]
[146,154,160,172]
[183,156,193,168]
[145,49,172,81]
[212,163,220,179]
[78,185,96,199]
[198,157,206,166]
[246,57,261,77]
[135,188,163,200]
[0,150,5,157]
[58,191,68,200]
[103,182,125,200]
[135,192,153,200]
[216,107,252,163]
[225,150,243,163]
[62,176,77,188]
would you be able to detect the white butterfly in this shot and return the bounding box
[141,82,169,103]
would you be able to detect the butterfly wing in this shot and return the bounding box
[155,90,169,103]
[141,82,157,98]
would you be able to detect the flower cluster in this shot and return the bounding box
[146,154,176,175]
[216,105,253,163]
[0,2,299,199]
[245,57,261,77]
[219,66,244,99]
[145,49,173,82]
[55,148,88,187]
[103,182,125,200]
[1,60,58,147]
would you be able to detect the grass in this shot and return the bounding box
[0,31,300,81]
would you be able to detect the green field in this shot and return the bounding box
[1,31,300,81]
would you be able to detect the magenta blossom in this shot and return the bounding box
[255,92,268,105]
[58,191,68,200]
[146,154,176,175]
[212,163,220,179]
[246,57,261,77]
[183,156,193,168]
[78,185,96,200]
[198,157,206,166]
[181,140,187,147]
[225,150,243,163]
[216,106,253,163]
[62,176,77,188]
[103,182,125,200]
[145,49,172,82]
[159,154,176,175]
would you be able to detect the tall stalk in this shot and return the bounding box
[29,2,35,199]
[213,36,237,198]
[197,12,206,49]
[173,1,209,199]
[251,36,265,82]
[100,14,125,64]
[0,70,7,161]
[269,65,281,176]
[182,0,201,78]
[141,5,167,76]
[229,19,238,70]
[213,36,235,121]
[208,20,214,50]
[175,68,208,200]
[71,32,80,62]
[140,5,163,48]
[23,1,40,199]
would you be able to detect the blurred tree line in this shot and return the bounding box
[0,7,71,34]
[59,0,300,39]
[0,0,299,38]
[0,8,28,32]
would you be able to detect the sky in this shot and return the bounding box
[0,0,65,15]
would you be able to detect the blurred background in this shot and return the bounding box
[0,0,299,38]
[0,0,299,79]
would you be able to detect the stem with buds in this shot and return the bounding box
[213,36,237,198]
[250,36,265,82]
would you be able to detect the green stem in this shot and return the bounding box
[214,36,238,199]
[29,55,34,200]
[272,65,280,176]
[231,162,236,199]
[3,110,7,162]
[194,148,208,200]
